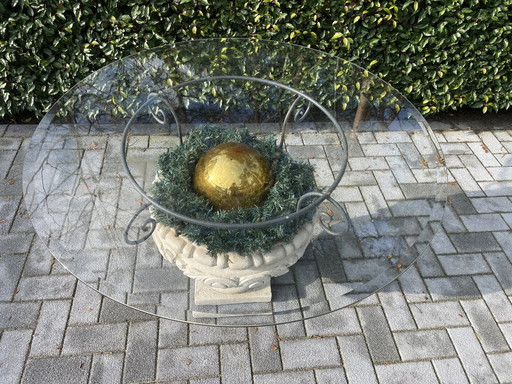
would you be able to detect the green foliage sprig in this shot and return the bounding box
[151,125,318,256]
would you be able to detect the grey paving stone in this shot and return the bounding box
[99,297,154,323]
[460,299,509,353]
[62,323,127,354]
[376,131,413,144]
[345,202,378,237]
[342,258,387,282]
[479,180,512,197]
[68,282,101,325]
[330,185,363,202]
[286,144,325,159]
[314,368,348,383]
[14,274,76,301]
[444,130,481,142]
[0,329,33,384]
[386,155,417,183]
[0,233,34,254]
[0,254,24,301]
[5,124,37,137]
[302,132,340,145]
[0,137,22,150]
[0,196,19,233]
[337,335,378,384]
[253,371,316,384]
[349,156,388,171]
[390,199,433,217]
[22,238,53,276]
[448,327,498,384]
[483,252,512,295]
[378,282,416,331]
[397,142,425,169]
[398,266,431,303]
[0,177,22,196]
[471,196,512,213]
[248,326,282,373]
[479,131,508,153]
[220,343,252,384]
[294,260,329,316]
[496,153,512,166]
[467,142,502,167]
[499,323,512,348]
[189,323,247,345]
[304,307,361,336]
[157,346,219,381]
[284,132,303,146]
[124,321,158,383]
[361,185,391,218]
[451,168,485,197]
[488,352,512,383]
[280,337,340,369]
[0,302,40,329]
[411,301,470,328]
[394,329,456,360]
[425,276,480,300]
[494,231,512,259]
[23,355,91,384]
[10,206,34,233]
[437,253,490,275]
[357,306,400,363]
[339,170,377,186]
[90,352,124,384]
[432,358,470,384]
[459,154,494,181]
[430,227,457,254]
[159,319,188,348]
[31,300,71,357]
[449,193,478,216]
[375,361,439,384]
[460,213,509,232]
[503,212,512,228]
[415,246,445,277]
[310,158,335,187]
[189,379,220,384]
[133,268,188,293]
[493,131,512,142]
[0,151,16,179]
[362,143,400,157]
[450,232,501,253]
[473,274,512,322]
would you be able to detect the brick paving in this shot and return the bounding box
[1,119,512,383]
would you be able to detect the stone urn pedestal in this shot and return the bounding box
[152,222,315,305]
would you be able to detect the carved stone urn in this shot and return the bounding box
[152,221,315,305]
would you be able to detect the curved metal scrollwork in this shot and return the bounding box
[294,98,311,123]
[145,92,183,145]
[147,92,168,125]
[123,202,157,245]
[297,192,350,236]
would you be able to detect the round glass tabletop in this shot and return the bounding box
[23,38,447,326]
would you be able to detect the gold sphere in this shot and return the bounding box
[193,142,273,210]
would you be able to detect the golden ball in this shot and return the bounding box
[193,142,273,210]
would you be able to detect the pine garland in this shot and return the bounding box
[151,125,318,256]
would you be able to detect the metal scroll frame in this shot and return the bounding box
[120,75,350,244]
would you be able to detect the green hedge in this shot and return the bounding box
[1,0,511,119]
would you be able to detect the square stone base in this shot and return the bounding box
[194,280,272,306]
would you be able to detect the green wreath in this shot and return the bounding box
[151,125,318,256]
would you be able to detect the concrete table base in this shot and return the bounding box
[152,221,315,306]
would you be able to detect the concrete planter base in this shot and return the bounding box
[152,221,315,305]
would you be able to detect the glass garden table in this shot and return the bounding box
[23,39,447,326]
